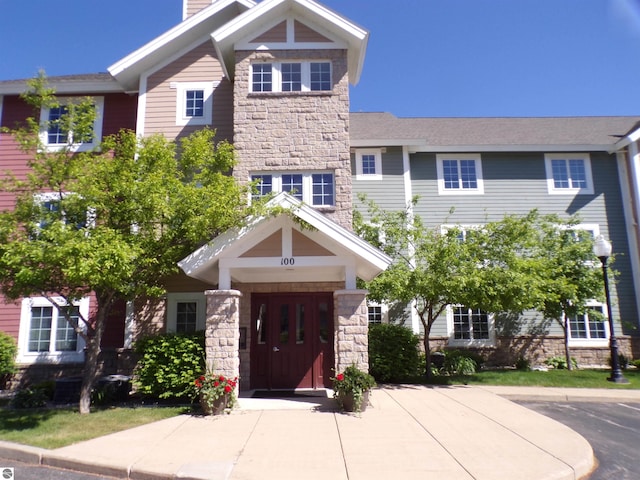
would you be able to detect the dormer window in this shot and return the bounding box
[250,62,332,93]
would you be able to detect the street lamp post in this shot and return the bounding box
[593,235,628,384]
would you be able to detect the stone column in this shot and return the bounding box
[333,289,369,373]
[204,290,242,381]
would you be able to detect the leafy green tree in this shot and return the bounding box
[0,73,250,413]
[355,197,545,379]
[533,217,605,370]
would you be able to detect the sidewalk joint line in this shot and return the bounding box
[333,412,351,480]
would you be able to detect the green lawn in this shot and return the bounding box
[428,367,640,389]
[0,406,185,449]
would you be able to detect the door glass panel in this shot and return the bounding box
[319,302,329,343]
[296,303,305,344]
[279,304,289,344]
[257,303,267,344]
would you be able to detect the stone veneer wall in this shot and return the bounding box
[334,290,369,373]
[204,290,241,381]
[232,49,353,229]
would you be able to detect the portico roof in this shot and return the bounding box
[178,193,390,288]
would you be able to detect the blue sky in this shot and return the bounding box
[1,0,639,117]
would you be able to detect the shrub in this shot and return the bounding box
[544,356,578,370]
[0,331,17,387]
[442,350,481,375]
[368,323,421,382]
[515,356,531,371]
[11,385,49,409]
[632,359,640,370]
[133,332,205,400]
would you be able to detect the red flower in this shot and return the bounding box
[336,373,344,381]
[224,385,232,393]
[219,375,225,382]
[195,379,202,388]
[214,381,220,387]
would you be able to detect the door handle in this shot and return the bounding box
[273,346,280,352]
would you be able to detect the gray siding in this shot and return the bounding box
[406,151,636,337]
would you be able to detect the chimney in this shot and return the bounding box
[183,0,213,19]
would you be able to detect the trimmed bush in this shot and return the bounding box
[0,331,17,388]
[442,350,482,375]
[368,323,421,382]
[133,332,205,400]
[544,356,578,370]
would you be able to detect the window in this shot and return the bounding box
[172,82,216,126]
[251,172,335,207]
[167,293,206,333]
[568,304,609,346]
[368,306,383,324]
[355,149,383,180]
[40,97,104,152]
[250,62,332,93]
[18,297,87,363]
[436,154,484,194]
[33,192,91,232]
[545,154,594,195]
[448,306,494,346]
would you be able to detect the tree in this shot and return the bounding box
[354,196,545,379]
[0,73,251,413]
[532,217,605,370]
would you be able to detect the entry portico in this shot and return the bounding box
[179,193,390,390]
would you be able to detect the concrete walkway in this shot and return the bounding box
[2,385,639,480]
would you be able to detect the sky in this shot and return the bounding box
[1,0,639,118]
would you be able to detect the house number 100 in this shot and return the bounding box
[281,257,295,266]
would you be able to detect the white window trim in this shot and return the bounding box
[39,97,104,152]
[249,61,332,93]
[436,154,484,195]
[567,301,609,347]
[250,171,335,207]
[367,301,389,324]
[355,149,383,180]
[33,191,95,231]
[446,305,496,347]
[544,153,594,195]
[171,81,217,126]
[17,296,88,364]
[166,292,206,333]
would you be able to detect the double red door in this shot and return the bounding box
[250,293,333,390]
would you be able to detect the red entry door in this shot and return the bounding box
[251,293,333,390]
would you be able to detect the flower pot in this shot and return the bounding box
[339,390,370,413]
[200,393,229,415]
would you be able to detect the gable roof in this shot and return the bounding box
[108,0,255,92]
[178,192,391,285]
[350,112,640,152]
[211,0,369,84]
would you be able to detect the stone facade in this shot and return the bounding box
[232,49,353,229]
[204,290,242,381]
[334,290,369,373]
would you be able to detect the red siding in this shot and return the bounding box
[0,95,33,129]
[0,297,22,341]
[102,93,137,136]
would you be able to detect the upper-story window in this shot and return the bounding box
[545,153,594,195]
[40,97,104,152]
[173,82,216,126]
[166,293,206,333]
[355,149,383,180]
[251,172,334,207]
[436,154,484,194]
[250,62,332,93]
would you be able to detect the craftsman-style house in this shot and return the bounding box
[1,0,639,391]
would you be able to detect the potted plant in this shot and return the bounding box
[332,364,376,413]
[194,372,238,415]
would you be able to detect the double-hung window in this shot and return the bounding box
[167,293,206,333]
[251,172,335,207]
[173,82,216,126]
[250,62,332,93]
[18,297,87,363]
[448,305,494,346]
[567,304,608,346]
[436,154,484,194]
[545,154,594,195]
[40,97,104,152]
[34,192,91,233]
[355,149,383,180]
